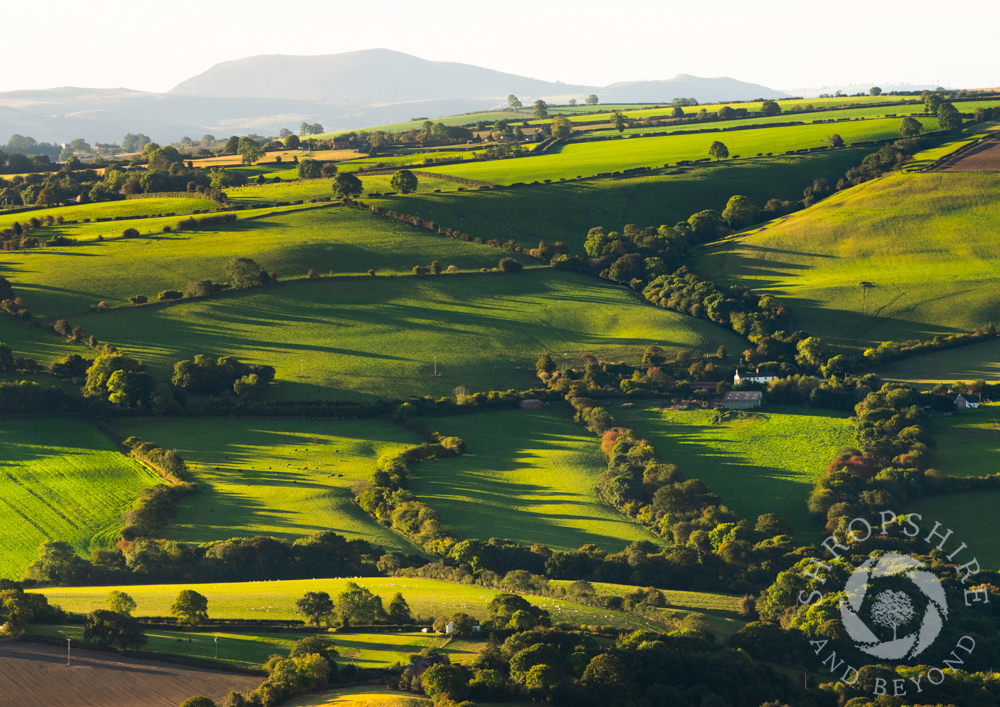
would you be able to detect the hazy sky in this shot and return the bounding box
[7,0,998,94]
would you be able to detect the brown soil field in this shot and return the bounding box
[932,134,1000,171]
[0,642,261,707]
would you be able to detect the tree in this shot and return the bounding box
[387,593,413,624]
[609,110,627,134]
[498,257,522,273]
[332,172,362,199]
[718,106,736,120]
[237,138,264,166]
[671,105,684,118]
[222,136,240,155]
[760,100,781,117]
[389,170,418,194]
[422,664,469,701]
[179,698,217,707]
[642,345,666,367]
[507,95,523,110]
[582,653,628,687]
[937,102,963,130]
[870,86,882,96]
[568,99,577,106]
[22,541,89,584]
[722,195,759,229]
[0,343,13,373]
[585,94,599,105]
[899,116,923,138]
[871,590,914,641]
[226,257,267,289]
[552,115,573,139]
[296,591,334,626]
[297,158,322,179]
[336,582,388,625]
[171,589,209,626]
[283,134,300,150]
[84,609,147,650]
[450,612,475,636]
[924,92,943,115]
[536,352,556,375]
[533,100,549,119]
[827,133,845,148]
[289,636,339,666]
[121,133,151,153]
[709,141,729,161]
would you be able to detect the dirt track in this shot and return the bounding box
[0,642,261,707]
[930,134,1000,171]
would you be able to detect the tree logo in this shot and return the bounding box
[840,553,948,660]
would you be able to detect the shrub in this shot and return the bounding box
[498,257,523,273]
[122,228,139,238]
[128,295,147,305]
[158,290,183,301]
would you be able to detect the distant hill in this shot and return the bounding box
[0,49,789,143]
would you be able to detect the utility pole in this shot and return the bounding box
[215,634,218,659]
[67,638,71,666]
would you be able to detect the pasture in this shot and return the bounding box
[3,205,507,318]
[0,196,219,231]
[421,117,941,185]
[924,408,1000,477]
[67,269,745,401]
[110,416,426,554]
[224,172,459,206]
[693,172,1000,351]
[33,577,665,631]
[619,405,856,542]
[905,492,1000,569]
[370,149,868,255]
[0,420,164,579]
[409,408,664,553]
[878,338,1000,387]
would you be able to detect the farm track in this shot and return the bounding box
[0,642,260,707]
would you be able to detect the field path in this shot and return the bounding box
[0,642,260,707]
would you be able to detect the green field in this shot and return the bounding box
[0,420,164,579]
[110,417,425,554]
[410,408,663,553]
[694,172,1000,351]
[371,149,868,255]
[3,206,508,318]
[906,492,1000,569]
[225,172,460,207]
[33,577,665,632]
[619,405,856,542]
[421,117,941,185]
[923,408,1000,477]
[64,269,745,400]
[879,338,1000,387]
[0,197,219,231]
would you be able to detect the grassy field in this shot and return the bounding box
[619,405,856,542]
[30,625,474,670]
[33,577,665,632]
[65,269,745,401]
[0,197,219,231]
[906,492,1000,569]
[878,338,1000,387]
[421,117,941,185]
[370,149,868,255]
[110,417,425,554]
[0,420,164,579]
[3,206,508,318]
[693,172,1000,351]
[224,173,459,207]
[410,408,663,553]
[923,408,1000,477]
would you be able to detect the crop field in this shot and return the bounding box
[693,172,1000,351]
[190,149,361,167]
[110,416,425,553]
[3,206,507,318]
[619,405,856,542]
[0,642,261,707]
[68,269,744,401]
[421,117,941,185]
[0,196,219,231]
[0,420,164,579]
[906,492,1000,569]
[410,408,663,553]
[371,149,868,255]
[878,338,1000,387]
[33,577,665,631]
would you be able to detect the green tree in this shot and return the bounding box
[387,592,413,624]
[179,698,216,707]
[870,86,882,96]
[450,612,475,636]
[283,134,300,150]
[297,158,322,179]
[389,169,418,194]
[722,195,759,229]
[289,636,339,666]
[795,337,827,369]
[827,133,845,148]
[718,106,735,120]
[924,92,943,115]
[937,102,963,130]
[536,352,556,374]
[525,663,556,690]
[106,369,155,408]
[507,95,523,110]
[609,110,627,134]
[422,664,469,701]
[671,105,684,118]
[582,653,628,687]
[498,257,522,273]
[760,100,781,116]
[642,345,666,367]
[106,590,136,616]
[83,353,147,400]
[532,100,549,119]
[336,582,388,625]
[568,99,577,106]
[709,140,729,160]
[222,136,240,155]
[22,541,89,585]
[226,257,267,289]
[585,94,599,105]
[899,116,923,138]
[296,591,334,626]
[332,172,363,199]
[171,589,209,626]
[84,609,146,650]
[237,137,264,166]
[551,115,573,139]
[0,342,14,373]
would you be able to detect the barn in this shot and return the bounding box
[722,391,763,409]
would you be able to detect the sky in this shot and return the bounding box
[5,0,999,94]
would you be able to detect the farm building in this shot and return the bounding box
[332,139,354,149]
[723,391,763,409]
[954,393,981,410]
[520,399,544,410]
[733,369,777,385]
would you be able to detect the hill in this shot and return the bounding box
[692,171,1000,351]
